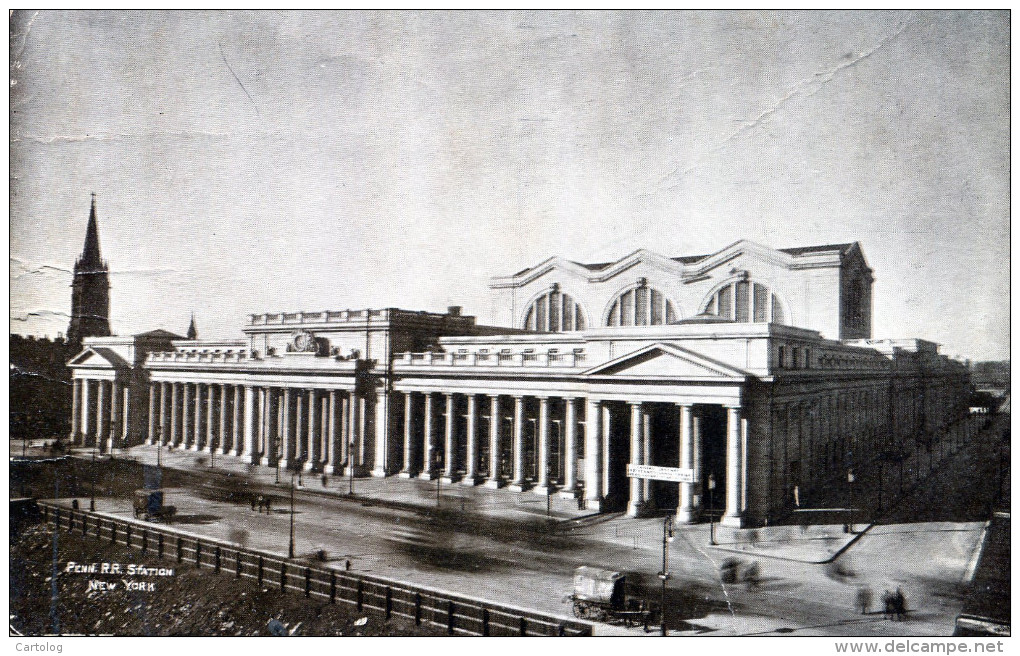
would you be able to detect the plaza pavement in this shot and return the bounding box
[45,413,1003,636]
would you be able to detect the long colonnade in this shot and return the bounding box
[144,381,363,475]
[394,390,746,526]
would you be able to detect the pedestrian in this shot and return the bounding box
[856,586,873,615]
[893,588,907,621]
[264,496,272,513]
[250,495,257,512]
[256,494,264,513]
[321,474,328,488]
[881,590,893,620]
[345,559,351,571]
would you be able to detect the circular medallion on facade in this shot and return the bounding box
[291,330,318,353]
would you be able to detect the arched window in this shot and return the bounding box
[605,283,678,327]
[523,287,586,332]
[702,279,786,324]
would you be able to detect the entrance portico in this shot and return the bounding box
[391,341,749,527]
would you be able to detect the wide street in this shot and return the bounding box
[45,413,1006,637]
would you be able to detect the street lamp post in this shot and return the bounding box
[348,440,355,496]
[90,433,98,512]
[847,468,855,534]
[707,473,716,545]
[288,473,296,558]
[659,516,674,636]
[435,450,443,506]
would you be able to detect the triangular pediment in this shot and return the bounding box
[67,347,127,369]
[582,343,747,380]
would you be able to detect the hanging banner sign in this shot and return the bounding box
[626,464,696,483]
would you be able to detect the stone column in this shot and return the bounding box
[109,380,122,450]
[533,397,552,495]
[205,384,217,454]
[146,383,157,445]
[96,380,108,453]
[320,394,330,470]
[351,393,363,470]
[642,411,652,499]
[232,385,243,455]
[80,378,92,446]
[243,386,257,462]
[626,402,645,517]
[508,396,526,491]
[442,393,457,483]
[559,397,579,498]
[69,379,82,444]
[676,404,698,523]
[190,384,203,451]
[178,383,190,449]
[462,394,479,485]
[372,390,390,477]
[258,388,269,464]
[419,393,435,479]
[280,388,293,469]
[164,381,174,444]
[325,390,339,474]
[399,391,415,478]
[601,404,612,498]
[584,398,603,510]
[168,382,179,446]
[304,389,319,471]
[295,389,306,467]
[121,385,131,444]
[485,395,502,488]
[722,405,745,528]
[219,384,230,454]
[340,393,350,470]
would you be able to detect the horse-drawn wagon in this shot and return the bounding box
[133,489,177,522]
[570,566,655,628]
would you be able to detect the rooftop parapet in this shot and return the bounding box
[395,348,587,369]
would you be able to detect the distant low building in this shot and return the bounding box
[67,239,972,527]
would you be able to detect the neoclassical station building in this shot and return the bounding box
[68,237,972,527]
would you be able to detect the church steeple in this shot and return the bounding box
[67,193,111,347]
[187,313,198,340]
[78,193,105,270]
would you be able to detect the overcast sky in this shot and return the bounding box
[10,10,1009,360]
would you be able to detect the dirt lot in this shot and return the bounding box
[10,522,443,636]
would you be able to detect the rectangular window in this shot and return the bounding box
[753,283,768,322]
[791,347,800,369]
[650,289,664,325]
[804,348,811,369]
[548,292,560,332]
[635,287,648,326]
[718,285,733,319]
[621,290,634,325]
[777,345,786,369]
[735,281,750,322]
[536,298,547,332]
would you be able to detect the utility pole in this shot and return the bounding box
[659,516,674,636]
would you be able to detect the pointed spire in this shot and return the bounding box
[78,192,104,270]
[187,313,198,340]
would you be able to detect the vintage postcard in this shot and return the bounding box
[9,10,1010,650]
